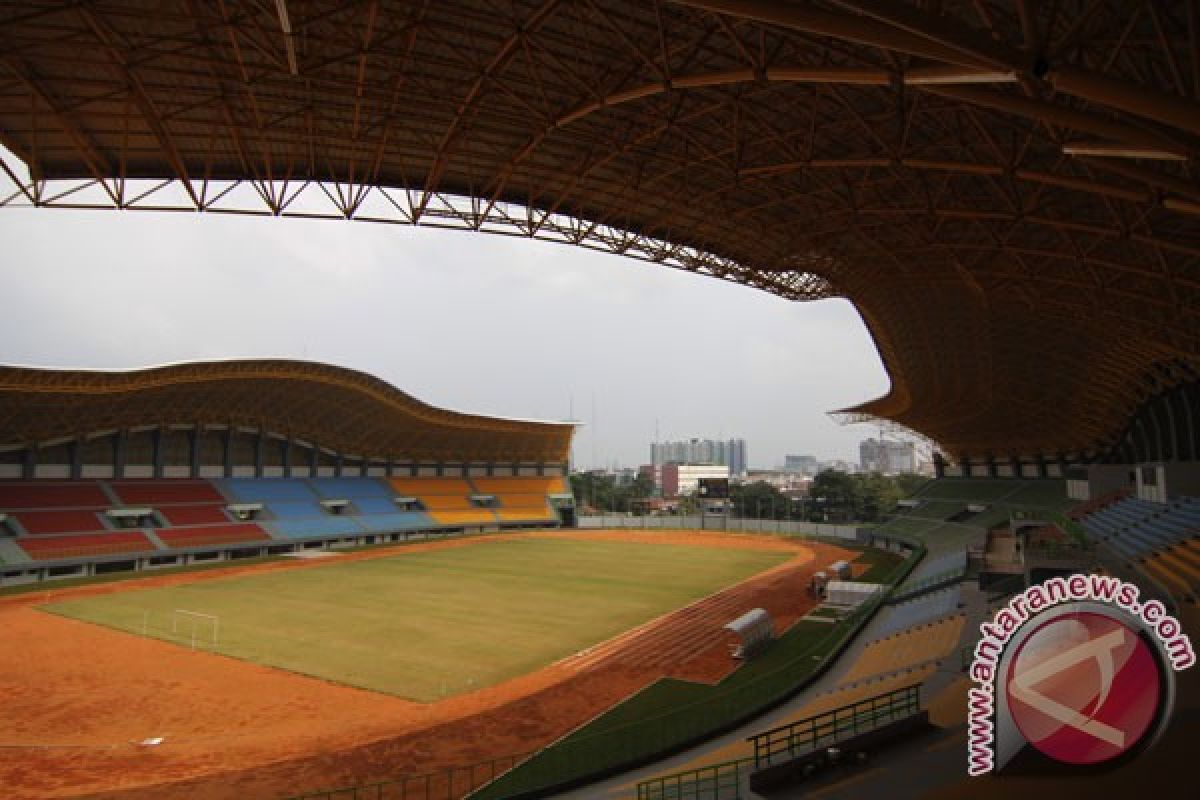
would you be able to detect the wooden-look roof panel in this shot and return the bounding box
[0,361,575,463]
[1,1,1198,461]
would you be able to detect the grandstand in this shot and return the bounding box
[0,362,576,587]
[0,474,573,585]
[2,3,1200,799]
[1078,495,1200,601]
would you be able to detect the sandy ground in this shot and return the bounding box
[0,529,854,799]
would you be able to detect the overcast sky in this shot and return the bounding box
[0,201,891,470]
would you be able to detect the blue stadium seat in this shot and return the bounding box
[265,517,363,538]
[308,478,394,499]
[218,478,317,503]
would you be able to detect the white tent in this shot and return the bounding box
[723,608,773,659]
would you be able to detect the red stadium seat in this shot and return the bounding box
[13,509,107,535]
[0,481,109,509]
[155,524,270,548]
[159,505,230,526]
[110,480,224,505]
[17,531,155,560]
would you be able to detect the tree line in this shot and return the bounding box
[569,470,927,523]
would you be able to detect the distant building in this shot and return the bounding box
[744,469,811,491]
[818,459,860,474]
[858,438,918,474]
[661,463,731,497]
[650,437,747,476]
[784,455,819,475]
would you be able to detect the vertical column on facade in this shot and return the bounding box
[153,427,165,479]
[70,435,84,480]
[223,426,234,478]
[334,452,343,478]
[254,429,265,478]
[113,429,127,479]
[189,426,201,478]
[22,444,37,480]
[282,437,292,479]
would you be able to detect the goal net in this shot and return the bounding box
[171,609,220,650]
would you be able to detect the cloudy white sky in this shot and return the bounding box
[0,201,891,470]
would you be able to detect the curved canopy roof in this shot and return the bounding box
[0,360,575,463]
[1,1,1197,461]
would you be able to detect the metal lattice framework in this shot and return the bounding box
[0,361,575,463]
[1,1,1198,463]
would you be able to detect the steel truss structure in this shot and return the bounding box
[1,1,1198,464]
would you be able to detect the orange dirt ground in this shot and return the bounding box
[0,530,855,799]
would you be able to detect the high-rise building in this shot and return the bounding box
[784,454,819,475]
[858,438,918,474]
[650,437,747,476]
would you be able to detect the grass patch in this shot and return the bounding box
[42,537,788,702]
[470,610,880,800]
[845,547,904,583]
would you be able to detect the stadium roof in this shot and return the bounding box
[0,360,576,463]
[0,1,1197,462]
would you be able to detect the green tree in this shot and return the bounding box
[730,481,789,519]
[808,469,863,522]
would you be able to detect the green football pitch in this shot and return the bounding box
[42,536,791,701]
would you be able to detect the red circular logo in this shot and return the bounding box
[1005,611,1161,765]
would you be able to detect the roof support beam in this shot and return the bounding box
[668,0,995,69]
[685,0,1200,142]
[76,6,202,208]
[0,55,116,203]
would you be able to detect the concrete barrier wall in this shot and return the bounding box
[577,516,863,540]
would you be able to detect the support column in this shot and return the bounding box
[254,429,266,478]
[334,452,344,478]
[153,427,165,479]
[113,430,127,479]
[22,445,37,480]
[224,427,234,478]
[190,426,201,478]
[282,437,293,478]
[70,436,84,480]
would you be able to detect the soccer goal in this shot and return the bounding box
[171,609,220,650]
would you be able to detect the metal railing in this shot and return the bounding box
[287,751,533,800]
[636,757,755,800]
[748,683,922,769]
[888,566,967,603]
